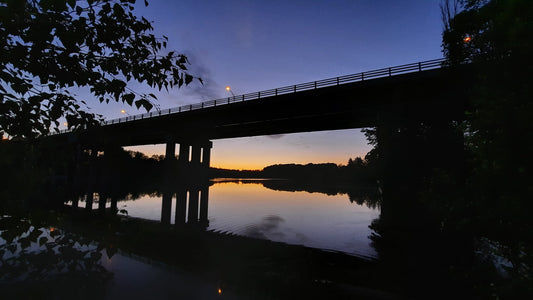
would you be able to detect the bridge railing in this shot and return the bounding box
[55,58,446,131]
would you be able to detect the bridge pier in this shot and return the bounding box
[175,140,212,182]
[85,149,98,211]
[165,140,176,161]
[201,142,212,175]
[85,192,93,210]
[98,193,107,213]
[177,142,190,180]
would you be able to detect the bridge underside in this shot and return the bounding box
[56,65,473,149]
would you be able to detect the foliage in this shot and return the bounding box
[442,0,533,64]
[0,216,111,298]
[441,0,533,296]
[0,0,199,139]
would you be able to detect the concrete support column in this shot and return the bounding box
[85,192,94,210]
[71,196,79,209]
[178,143,190,180]
[202,142,212,168]
[98,193,107,213]
[190,145,202,179]
[178,143,190,164]
[110,197,118,215]
[191,145,202,165]
[165,141,176,161]
[187,189,199,224]
[86,149,98,211]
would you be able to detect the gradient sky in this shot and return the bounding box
[86,0,445,170]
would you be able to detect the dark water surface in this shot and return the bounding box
[1,179,382,299]
[113,180,379,258]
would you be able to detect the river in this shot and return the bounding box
[96,179,379,258]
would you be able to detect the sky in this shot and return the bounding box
[87,0,445,170]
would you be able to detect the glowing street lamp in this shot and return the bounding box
[463,36,472,43]
[120,109,130,116]
[225,86,235,97]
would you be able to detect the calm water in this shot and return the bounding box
[115,180,379,258]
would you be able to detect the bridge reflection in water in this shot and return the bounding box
[160,184,210,227]
[69,182,211,228]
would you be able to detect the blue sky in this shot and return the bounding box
[90,0,445,169]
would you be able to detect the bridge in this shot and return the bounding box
[50,58,474,176]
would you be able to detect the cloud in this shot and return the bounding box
[243,215,286,239]
[180,51,224,102]
[267,134,285,140]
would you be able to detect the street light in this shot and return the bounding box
[463,36,472,43]
[120,109,130,116]
[225,86,235,97]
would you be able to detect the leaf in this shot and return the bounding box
[144,0,149,7]
[122,93,135,105]
[185,74,193,85]
[134,99,153,112]
[20,237,31,250]
[39,236,48,246]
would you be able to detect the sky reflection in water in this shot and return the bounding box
[118,181,379,258]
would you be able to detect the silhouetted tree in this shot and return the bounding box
[441,0,533,296]
[0,0,200,139]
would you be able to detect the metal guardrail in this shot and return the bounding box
[55,58,446,133]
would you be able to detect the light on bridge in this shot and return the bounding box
[225,86,235,97]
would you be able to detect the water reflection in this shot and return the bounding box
[161,184,209,228]
[91,180,380,258]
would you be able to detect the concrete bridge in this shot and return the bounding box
[51,58,474,174]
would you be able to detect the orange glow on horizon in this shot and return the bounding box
[2,136,8,140]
